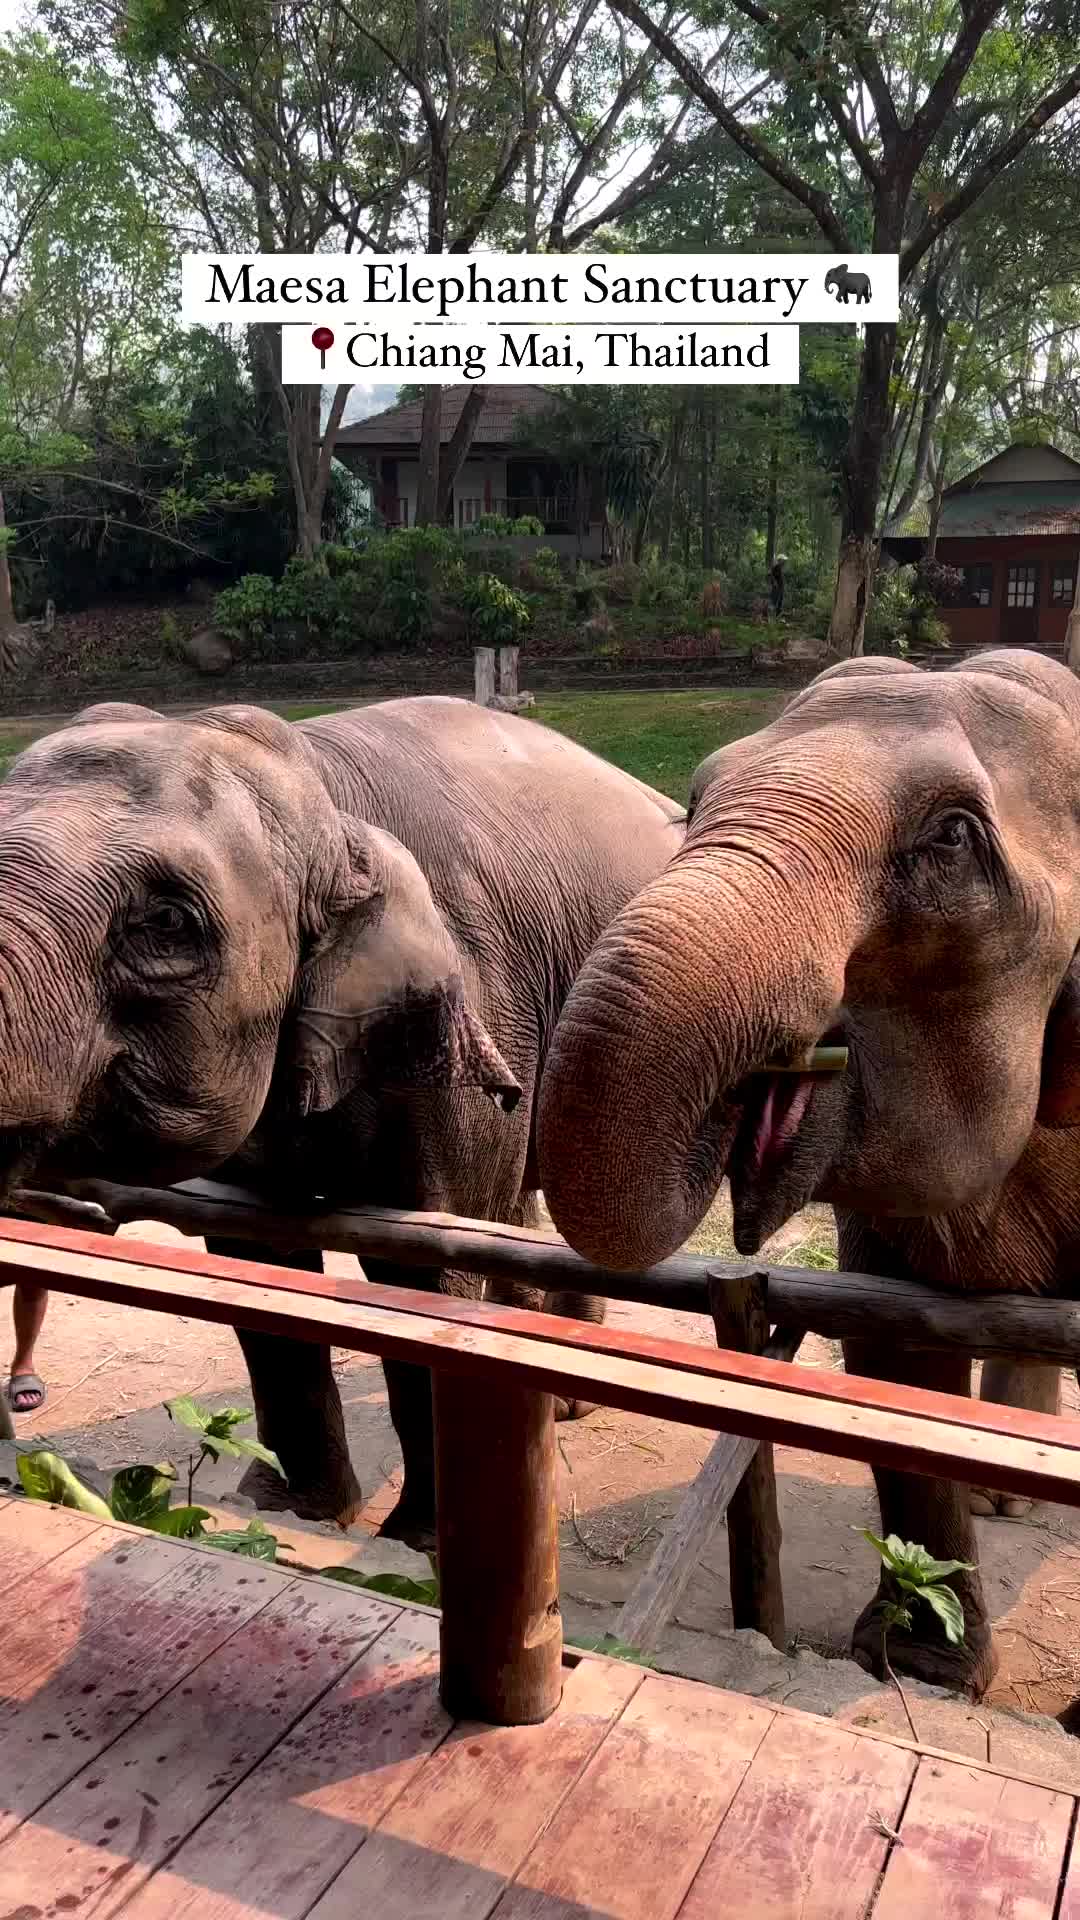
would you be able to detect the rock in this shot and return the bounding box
[781,631,829,663]
[181,625,233,675]
[492,691,535,712]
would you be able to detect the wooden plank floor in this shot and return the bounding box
[0,1501,1077,1920]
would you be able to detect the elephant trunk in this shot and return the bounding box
[0,908,103,1196]
[538,783,873,1270]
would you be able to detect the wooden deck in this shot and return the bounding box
[1,1500,1078,1920]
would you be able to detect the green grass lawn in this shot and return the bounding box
[531,689,785,802]
[0,688,784,800]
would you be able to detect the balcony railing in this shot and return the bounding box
[456,495,583,530]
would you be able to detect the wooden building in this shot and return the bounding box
[883,443,1080,651]
[332,384,608,557]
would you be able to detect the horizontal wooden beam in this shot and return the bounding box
[0,1221,1079,1508]
[16,1178,1080,1368]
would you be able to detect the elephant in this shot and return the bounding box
[0,694,683,1547]
[538,649,1080,1699]
[825,264,871,305]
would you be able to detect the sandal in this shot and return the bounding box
[5,1373,46,1414]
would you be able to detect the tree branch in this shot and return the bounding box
[722,0,883,183]
[902,63,1080,279]
[604,0,851,248]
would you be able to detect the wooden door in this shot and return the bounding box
[1002,558,1040,645]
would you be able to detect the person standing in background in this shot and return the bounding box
[6,1282,47,1414]
[769,552,787,618]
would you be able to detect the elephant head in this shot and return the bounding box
[0,702,519,1201]
[538,652,1080,1267]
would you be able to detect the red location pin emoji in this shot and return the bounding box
[311,325,335,371]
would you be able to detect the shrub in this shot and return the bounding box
[213,572,278,646]
[462,573,530,647]
[915,556,965,606]
[702,576,728,618]
[640,555,692,611]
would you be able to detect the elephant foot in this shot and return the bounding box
[237,1458,364,1531]
[378,1495,438,1556]
[554,1397,599,1422]
[851,1593,998,1700]
[969,1486,1033,1520]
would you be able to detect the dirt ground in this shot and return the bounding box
[5,1201,1080,1728]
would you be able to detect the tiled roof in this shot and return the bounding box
[334,384,560,448]
[886,483,1080,541]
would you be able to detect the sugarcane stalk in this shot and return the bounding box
[762,1046,848,1075]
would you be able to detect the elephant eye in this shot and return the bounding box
[929,814,973,852]
[142,901,194,937]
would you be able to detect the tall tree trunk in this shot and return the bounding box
[765,426,780,567]
[416,389,443,526]
[436,387,488,524]
[657,403,687,560]
[0,491,14,641]
[699,397,713,571]
[828,318,898,656]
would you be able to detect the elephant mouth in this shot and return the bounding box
[720,1031,847,1252]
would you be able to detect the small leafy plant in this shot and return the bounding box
[17,1399,285,1562]
[863,1531,974,1738]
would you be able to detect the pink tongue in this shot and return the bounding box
[748,1075,815,1176]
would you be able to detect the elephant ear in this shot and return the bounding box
[286,816,521,1119]
[1038,953,1080,1127]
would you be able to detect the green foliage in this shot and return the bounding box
[567,1634,657,1668]
[18,1404,283,1562]
[863,1532,974,1647]
[463,512,545,537]
[165,1396,281,1472]
[324,1566,441,1606]
[461,572,530,647]
[17,1449,113,1519]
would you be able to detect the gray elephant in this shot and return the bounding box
[0,695,682,1546]
[538,651,1080,1699]
[825,264,871,305]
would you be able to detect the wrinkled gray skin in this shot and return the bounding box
[0,695,682,1547]
[539,651,1080,1699]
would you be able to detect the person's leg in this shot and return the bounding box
[7,1283,48,1412]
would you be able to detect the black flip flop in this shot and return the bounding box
[5,1373,46,1414]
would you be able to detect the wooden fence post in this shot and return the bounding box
[474,647,496,706]
[498,645,520,699]
[433,1369,563,1724]
[708,1269,786,1650]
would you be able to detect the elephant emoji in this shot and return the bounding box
[825,263,871,305]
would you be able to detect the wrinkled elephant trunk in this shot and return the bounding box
[0,921,102,1197]
[538,824,868,1271]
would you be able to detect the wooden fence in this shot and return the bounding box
[11,1174,1080,1663]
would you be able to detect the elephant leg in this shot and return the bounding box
[362,1259,453,1555]
[970,1361,1059,1518]
[836,1214,995,1697]
[844,1334,996,1697]
[204,1238,363,1529]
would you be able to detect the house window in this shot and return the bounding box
[1050,562,1076,606]
[1006,563,1039,609]
[961,563,993,607]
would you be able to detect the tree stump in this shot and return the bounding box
[474,647,496,706]
[498,645,520,700]
[433,1370,563,1724]
[708,1269,786,1649]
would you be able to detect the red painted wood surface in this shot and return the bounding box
[679,1708,916,1920]
[1,1217,1079,1456]
[873,1753,1073,1919]
[2,1226,1080,1506]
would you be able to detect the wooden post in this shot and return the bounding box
[708,1270,786,1650]
[433,1369,562,1725]
[474,647,496,706]
[617,1325,801,1655]
[498,645,520,699]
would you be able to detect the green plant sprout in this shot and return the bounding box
[17,1399,286,1561]
[862,1531,974,1741]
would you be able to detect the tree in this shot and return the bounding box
[604,0,1080,652]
